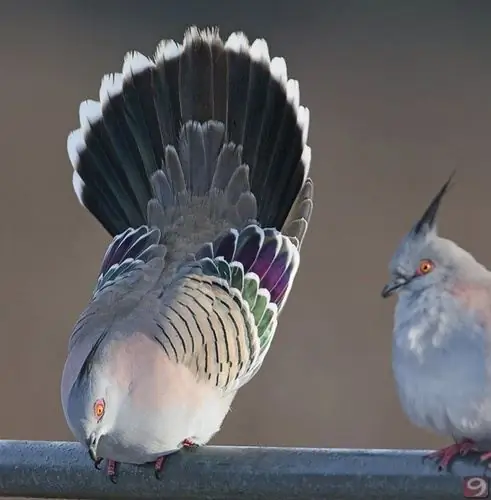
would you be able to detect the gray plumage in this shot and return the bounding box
[61,27,313,471]
[382,173,491,468]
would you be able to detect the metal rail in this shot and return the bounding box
[0,440,489,499]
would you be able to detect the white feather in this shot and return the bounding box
[298,106,310,144]
[184,26,219,46]
[66,129,85,169]
[122,51,155,81]
[79,100,101,134]
[250,38,270,63]
[99,73,123,106]
[72,171,85,206]
[270,57,287,87]
[225,31,249,52]
[154,39,183,63]
[286,79,300,110]
[300,145,312,181]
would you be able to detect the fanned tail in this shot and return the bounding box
[67,26,313,279]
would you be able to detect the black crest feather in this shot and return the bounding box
[412,171,455,236]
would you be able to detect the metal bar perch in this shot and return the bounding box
[0,440,488,499]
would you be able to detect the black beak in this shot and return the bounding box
[381,276,409,298]
[86,432,99,463]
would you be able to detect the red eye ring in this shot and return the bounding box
[93,399,105,421]
[417,259,434,275]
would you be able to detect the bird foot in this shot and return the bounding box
[90,457,120,482]
[478,450,491,466]
[182,438,198,449]
[154,438,198,480]
[106,460,119,483]
[424,439,476,470]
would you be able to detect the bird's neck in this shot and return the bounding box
[393,280,490,357]
[393,289,445,348]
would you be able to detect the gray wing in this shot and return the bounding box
[61,226,166,404]
[151,223,300,393]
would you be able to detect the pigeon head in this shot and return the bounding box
[381,172,480,298]
[65,362,124,463]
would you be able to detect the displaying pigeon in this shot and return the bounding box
[382,173,491,469]
[60,26,313,481]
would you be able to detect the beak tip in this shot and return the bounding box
[381,276,408,298]
[86,432,99,463]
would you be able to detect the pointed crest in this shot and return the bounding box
[411,171,455,236]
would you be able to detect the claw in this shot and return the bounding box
[94,457,103,470]
[424,439,476,470]
[182,439,198,449]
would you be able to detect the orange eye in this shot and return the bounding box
[93,399,105,421]
[418,259,434,275]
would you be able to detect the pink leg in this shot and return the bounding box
[154,438,198,480]
[425,438,476,470]
[106,460,119,483]
[154,455,168,480]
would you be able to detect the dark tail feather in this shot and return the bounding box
[67,26,313,265]
[179,34,214,124]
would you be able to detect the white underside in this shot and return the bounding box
[93,333,236,464]
[96,387,234,464]
[393,303,491,444]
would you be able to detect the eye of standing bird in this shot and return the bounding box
[93,399,105,421]
[417,259,434,275]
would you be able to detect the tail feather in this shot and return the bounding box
[99,74,153,219]
[210,38,228,123]
[121,54,163,180]
[179,29,214,123]
[241,39,271,171]
[224,33,251,146]
[68,123,139,233]
[72,170,126,236]
[282,176,314,245]
[68,26,313,278]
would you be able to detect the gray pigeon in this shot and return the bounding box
[60,27,313,481]
[382,173,491,469]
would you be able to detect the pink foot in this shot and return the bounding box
[479,450,491,466]
[425,439,476,470]
[91,457,120,483]
[182,438,198,449]
[154,438,198,480]
[106,460,119,483]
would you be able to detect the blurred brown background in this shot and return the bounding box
[1,0,491,454]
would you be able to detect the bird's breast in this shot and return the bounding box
[97,332,234,464]
[392,306,491,440]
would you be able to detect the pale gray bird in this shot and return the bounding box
[60,27,313,481]
[382,173,491,469]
